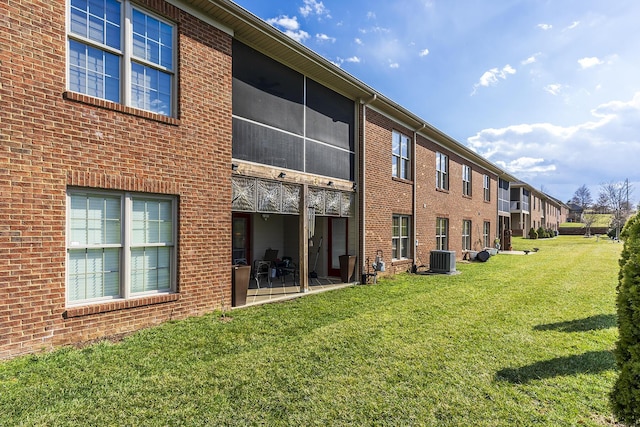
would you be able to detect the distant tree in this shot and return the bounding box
[594,192,610,214]
[582,210,598,236]
[599,180,634,239]
[611,212,640,424]
[570,184,593,209]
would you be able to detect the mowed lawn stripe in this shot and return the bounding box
[0,236,621,426]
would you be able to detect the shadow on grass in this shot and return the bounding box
[495,350,615,384]
[533,314,617,333]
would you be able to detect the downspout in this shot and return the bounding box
[498,173,504,246]
[360,94,376,280]
[413,123,426,271]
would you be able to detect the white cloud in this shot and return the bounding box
[268,15,299,31]
[565,21,580,30]
[367,11,376,20]
[544,84,563,96]
[521,53,540,65]
[419,48,430,57]
[495,157,557,174]
[300,0,330,18]
[267,15,309,43]
[359,26,391,35]
[537,23,553,30]
[355,38,363,45]
[316,33,336,43]
[471,64,516,95]
[578,57,604,69]
[285,29,310,43]
[466,92,640,200]
[389,62,400,69]
[333,56,362,67]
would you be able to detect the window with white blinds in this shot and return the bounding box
[67,189,176,304]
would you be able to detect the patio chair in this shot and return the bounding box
[253,249,278,288]
[277,256,298,285]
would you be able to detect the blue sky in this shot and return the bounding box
[233,0,640,205]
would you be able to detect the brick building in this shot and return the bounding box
[360,106,512,274]
[1,0,240,359]
[1,0,565,359]
[510,183,568,237]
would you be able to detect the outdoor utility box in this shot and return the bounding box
[232,264,251,307]
[429,250,456,273]
[339,255,357,283]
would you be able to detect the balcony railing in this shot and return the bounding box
[510,201,530,212]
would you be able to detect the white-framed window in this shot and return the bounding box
[392,215,410,260]
[66,189,177,305]
[436,217,448,250]
[462,164,472,196]
[462,220,472,251]
[522,189,530,211]
[392,131,411,180]
[483,174,491,201]
[436,152,448,190]
[498,178,510,213]
[67,0,176,116]
[483,221,490,248]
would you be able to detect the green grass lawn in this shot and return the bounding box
[592,214,613,227]
[560,222,586,228]
[0,236,622,426]
[561,214,612,228]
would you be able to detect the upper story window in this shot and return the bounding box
[483,174,491,201]
[522,189,530,211]
[392,131,411,180]
[436,152,449,190]
[498,178,510,213]
[392,215,410,260]
[67,0,175,116]
[462,165,472,196]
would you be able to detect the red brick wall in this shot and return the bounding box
[530,195,543,230]
[0,0,233,358]
[362,108,498,274]
[362,109,414,275]
[415,135,498,267]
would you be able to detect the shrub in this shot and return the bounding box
[528,227,538,239]
[611,212,640,425]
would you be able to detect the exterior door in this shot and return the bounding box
[328,217,347,276]
[232,213,251,264]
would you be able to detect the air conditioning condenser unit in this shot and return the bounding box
[429,250,456,274]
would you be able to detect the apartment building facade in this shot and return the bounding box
[1,0,240,358]
[510,183,567,237]
[2,0,564,358]
[359,105,510,274]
